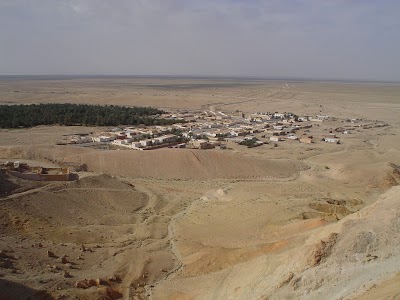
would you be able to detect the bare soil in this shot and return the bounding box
[0,77,400,299]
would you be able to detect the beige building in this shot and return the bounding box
[299,137,313,144]
[270,136,282,142]
[187,140,216,149]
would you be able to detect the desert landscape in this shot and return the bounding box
[0,77,400,300]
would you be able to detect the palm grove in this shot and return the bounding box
[0,104,182,128]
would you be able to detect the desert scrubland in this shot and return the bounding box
[0,77,400,299]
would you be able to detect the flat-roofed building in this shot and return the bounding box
[270,136,282,142]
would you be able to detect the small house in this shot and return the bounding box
[299,137,313,144]
[270,136,282,142]
[323,138,340,144]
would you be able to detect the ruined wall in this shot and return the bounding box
[8,171,71,181]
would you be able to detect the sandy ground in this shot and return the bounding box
[0,77,400,299]
[1,77,400,123]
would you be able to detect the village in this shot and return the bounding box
[66,109,389,151]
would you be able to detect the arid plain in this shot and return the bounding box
[0,77,400,300]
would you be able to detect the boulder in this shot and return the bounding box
[47,250,56,258]
[96,277,110,286]
[63,271,72,278]
[105,288,123,299]
[58,255,68,264]
[74,279,97,289]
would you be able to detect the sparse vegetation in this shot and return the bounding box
[239,137,260,148]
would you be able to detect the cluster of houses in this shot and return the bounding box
[69,128,182,150]
[67,110,388,150]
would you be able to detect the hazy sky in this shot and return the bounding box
[1,0,399,81]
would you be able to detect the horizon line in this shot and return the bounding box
[0,74,399,84]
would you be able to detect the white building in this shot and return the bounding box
[317,115,330,120]
[153,134,178,144]
[92,135,115,143]
[113,138,134,146]
[287,135,298,140]
[140,139,154,147]
[274,113,285,119]
[273,125,285,130]
[131,142,143,150]
[270,136,282,142]
[126,131,139,138]
[324,138,340,144]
